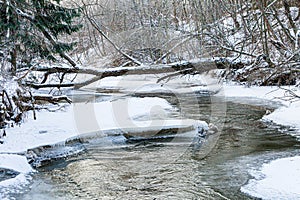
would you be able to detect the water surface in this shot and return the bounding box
[16,94,300,200]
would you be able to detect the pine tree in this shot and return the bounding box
[0,0,82,74]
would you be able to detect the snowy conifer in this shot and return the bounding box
[0,0,82,74]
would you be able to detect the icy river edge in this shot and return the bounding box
[0,77,300,199]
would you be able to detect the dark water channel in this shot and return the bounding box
[17,93,300,200]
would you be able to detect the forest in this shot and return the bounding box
[0,0,299,126]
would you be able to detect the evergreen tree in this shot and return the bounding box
[0,0,82,74]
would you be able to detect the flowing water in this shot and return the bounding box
[13,93,300,200]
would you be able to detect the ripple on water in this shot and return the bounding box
[17,96,300,199]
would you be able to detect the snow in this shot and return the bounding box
[85,73,220,95]
[0,173,32,200]
[263,101,300,132]
[0,154,33,174]
[0,97,176,153]
[0,173,30,188]
[0,77,19,96]
[241,156,300,199]
[220,83,300,200]
[222,84,290,100]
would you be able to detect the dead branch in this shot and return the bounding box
[87,17,142,66]
[29,91,36,120]
[279,86,300,99]
[23,57,247,89]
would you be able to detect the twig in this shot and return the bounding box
[156,68,194,83]
[278,86,300,99]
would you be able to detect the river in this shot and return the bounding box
[12,92,300,200]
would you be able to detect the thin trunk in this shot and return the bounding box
[271,6,295,45]
[257,0,270,58]
[10,47,17,75]
[283,0,297,37]
[172,0,179,30]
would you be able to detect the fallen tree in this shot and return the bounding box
[21,57,248,90]
[0,87,71,128]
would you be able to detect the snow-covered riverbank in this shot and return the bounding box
[222,84,300,134]
[222,84,300,199]
[0,154,34,200]
[0,96,207,199]
[0,97,175,153]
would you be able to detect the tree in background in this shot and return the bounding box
[0,0,82,75]
[0,0,81,128]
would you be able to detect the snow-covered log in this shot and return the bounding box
[23,57,247,89]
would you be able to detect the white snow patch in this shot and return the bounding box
[222,84,290,101]
[0,173,31,188]
[0,154,33,174]
[0,154,33,198]
[83,73,219,94]
[0,97,176,153]
[241,156,300,199]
